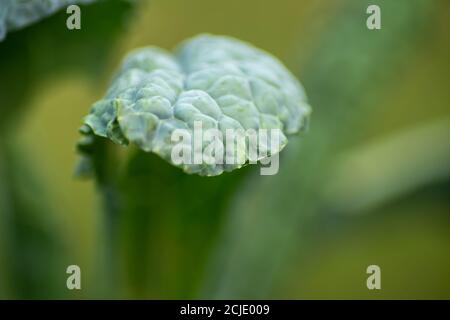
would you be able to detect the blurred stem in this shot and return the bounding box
[0,139,12,298]
[91,138,122,298]
[100,183,121,297]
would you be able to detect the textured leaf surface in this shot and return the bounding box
[0,0,95,41]
[80,34,311,176]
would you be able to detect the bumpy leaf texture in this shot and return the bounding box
[0,0,95,41]
[79,34,311,176]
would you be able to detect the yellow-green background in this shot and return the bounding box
[0,0,449,299]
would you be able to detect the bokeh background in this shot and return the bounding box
[0,0,449,299]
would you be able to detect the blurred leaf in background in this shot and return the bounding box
[0,0,95,41]
[0,0,135,298]
[202,0,450,299]
[0,0,133,132]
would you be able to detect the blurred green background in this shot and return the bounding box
[0,0,449,299]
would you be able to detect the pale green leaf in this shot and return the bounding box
[79,34,311,176]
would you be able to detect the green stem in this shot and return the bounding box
[90,138,122,298]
